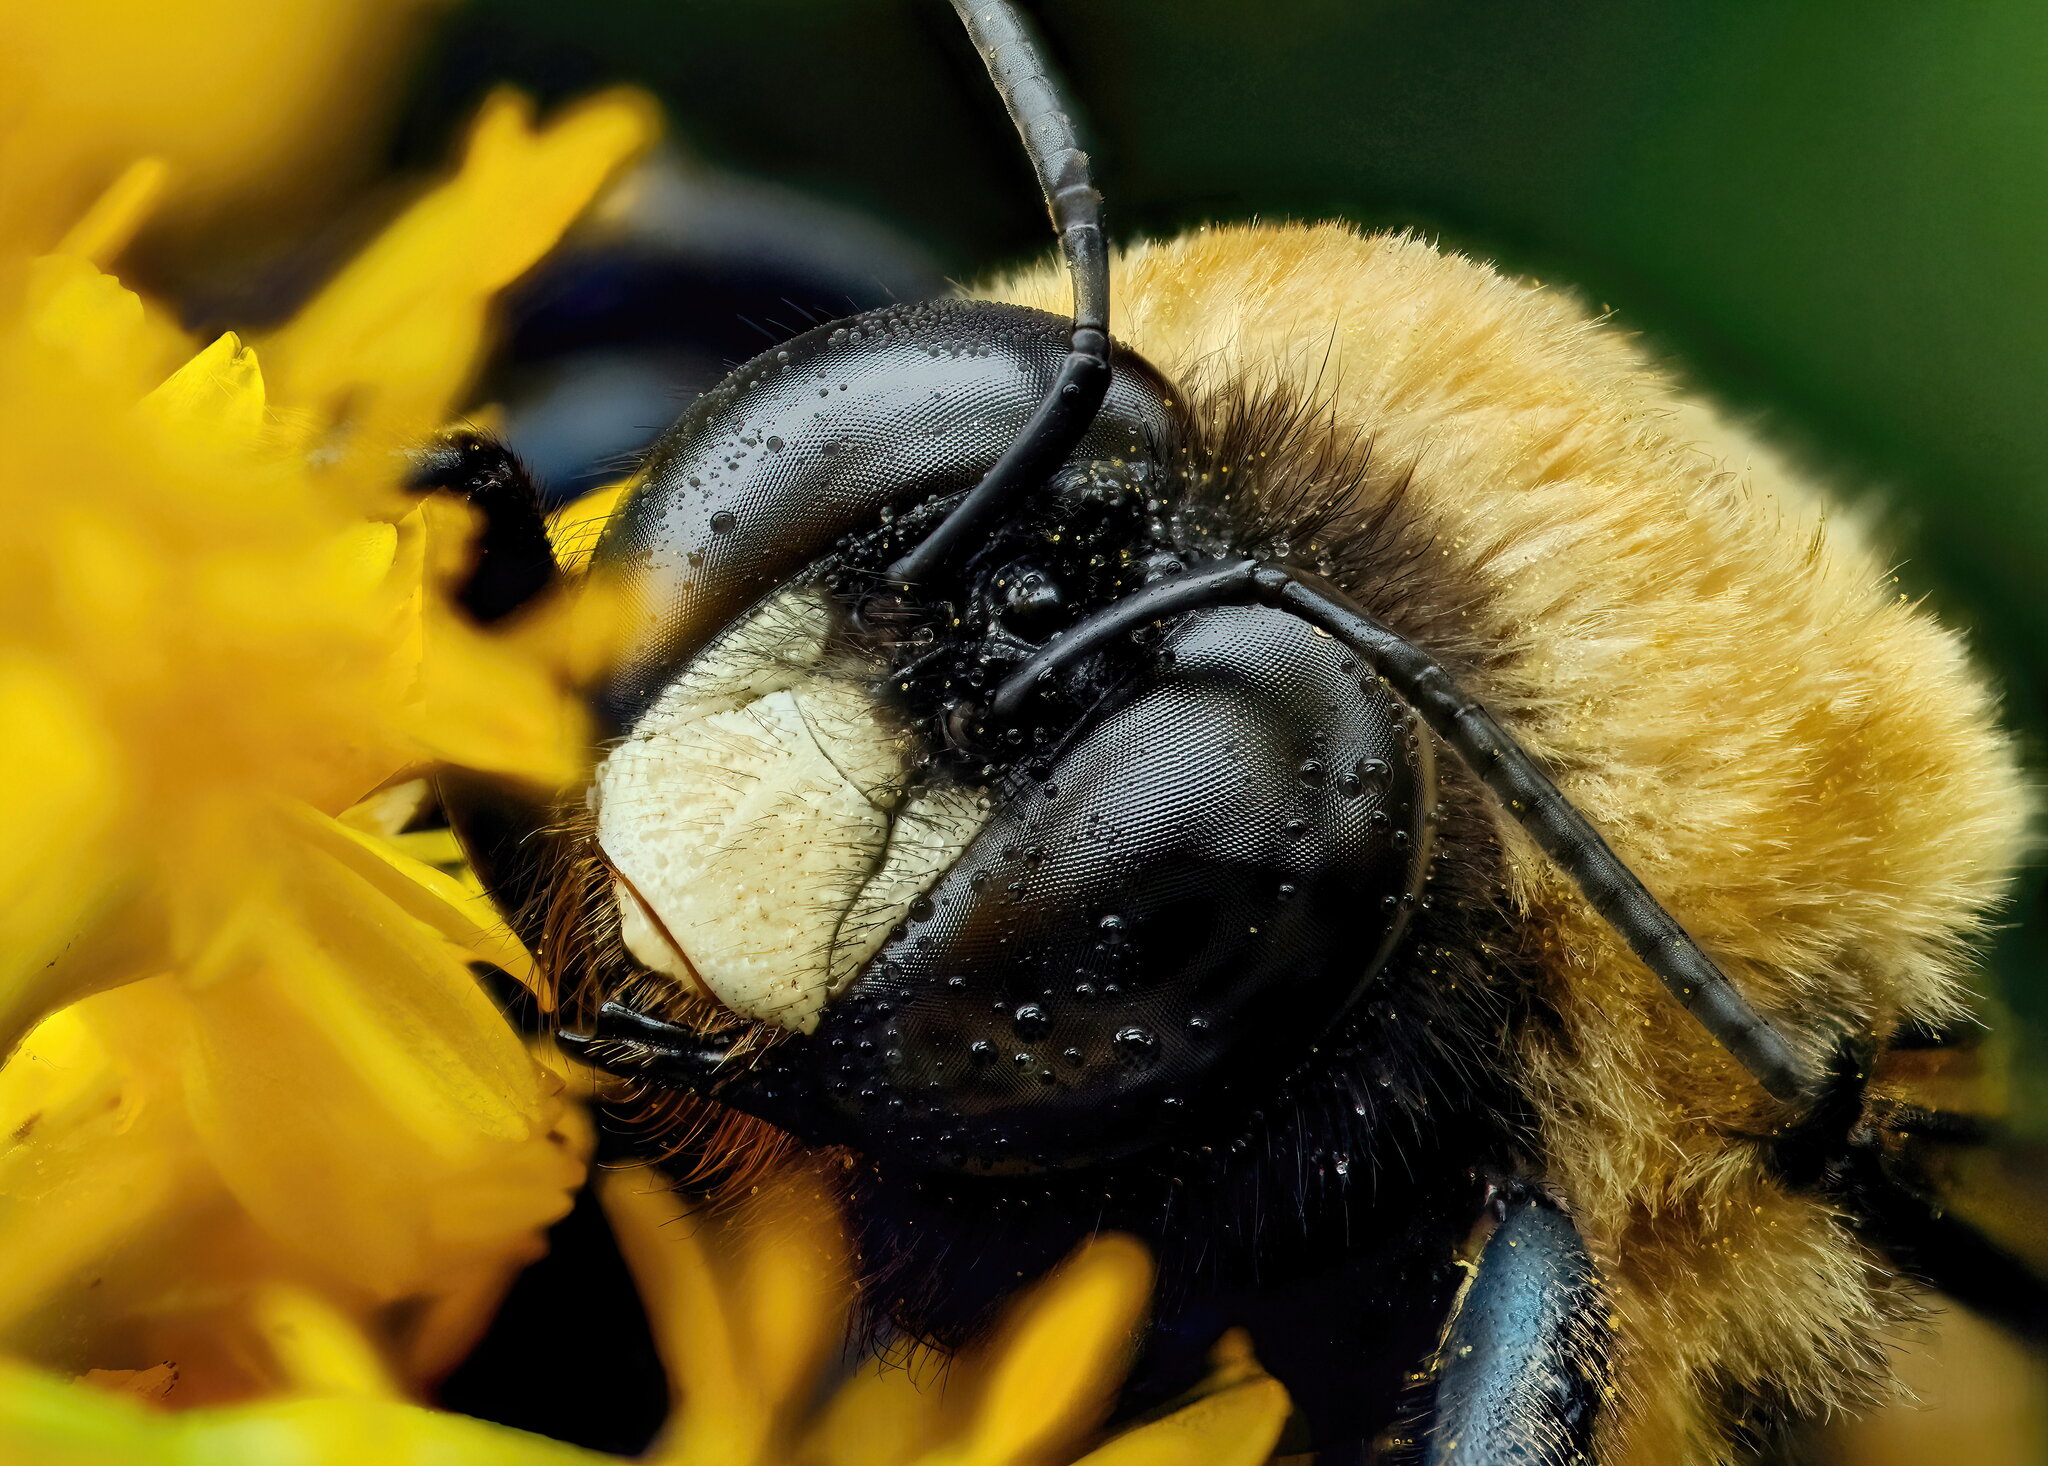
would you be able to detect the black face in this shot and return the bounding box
[581,299,1437,1174]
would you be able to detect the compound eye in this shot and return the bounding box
[805,600,1435,1172]
[997,563,1069,640]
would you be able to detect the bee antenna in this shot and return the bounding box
[980,559,1822,1108]
[883,0,1112,590]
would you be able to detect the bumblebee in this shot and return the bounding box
[425,4,2043,1460]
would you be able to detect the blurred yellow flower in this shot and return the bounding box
[598,1170,1291,1466]
[0,0,454,256]
[0,1168,1292,1466]
[0,55,652,1437]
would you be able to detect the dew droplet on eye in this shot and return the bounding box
[1113,1026,1159,1065]
[1298,759,1326,783]
[708,509,737,534]
[1012,1003,1051,1040]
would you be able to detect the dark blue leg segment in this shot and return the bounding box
[1425,1194,1608,1465]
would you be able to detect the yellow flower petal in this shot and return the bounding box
[727,1174,852,1428]
[22,254,186,391]
[1067,1375,1292,1466]
[142,332,267,445]
[404,609,589,790]
[54,158,169,267]
[377,502,589,789]
[321,521,404,603]
[800,1355,955,1466]
[0,0,452,253]
[0,1006,191,1346]
[337,779,431,838]
[265,88,658,445]
[0,1358,620,1466]
[925,1235,1156,1466]
[605,1167,848,1466]
[386,827,464,867]
[178,815,573,1294]
[248,1286,401,1401]
[295,803,532,983]
[186,1396,616,1465]
[602,1169,761,1466]
[0,0,645,1434]
[0,1360,173,1466]
[80,1364,180,1405]
[0,658,126,1055]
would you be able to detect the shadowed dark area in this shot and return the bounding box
[437,1182,670,1454]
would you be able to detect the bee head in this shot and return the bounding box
[579,301,1437,1173]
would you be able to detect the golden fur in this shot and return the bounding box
[986,223,2028,1464]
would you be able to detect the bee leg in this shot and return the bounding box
[1425,1189,1608,1465]
[1841,1128,2048,1345]
[434,766,564,956]
[1768,1035,2048,1344]
[407,429,557,623]
[1863,1178,2048,1344]
[412,431,566,947]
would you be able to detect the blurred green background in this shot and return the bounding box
[397,0,2048,1114]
